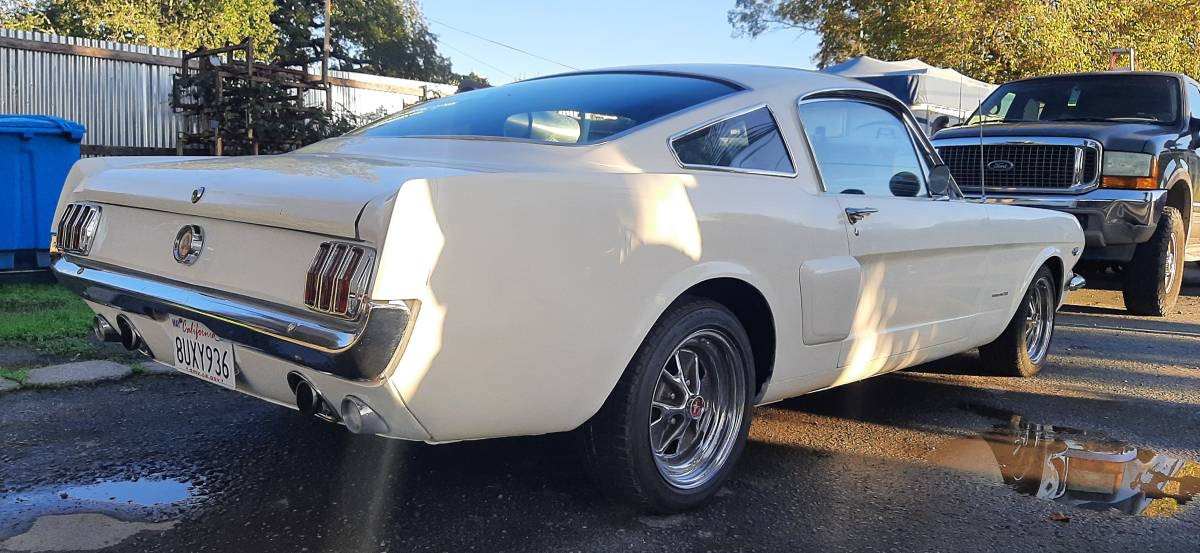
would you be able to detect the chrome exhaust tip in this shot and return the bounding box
[289,372,339,422]
[114,314,140,351]
[93,316,119,343]
[340,396,389,435]
[113,314,154,358]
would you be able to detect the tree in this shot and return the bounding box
[1,0,278,52]
[271,0,459,83]
[729,0,1200,83]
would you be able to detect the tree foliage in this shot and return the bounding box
[1,0,481,84]
[1,0,277,52]
[729,0,1200,83]
[272,0,457,83]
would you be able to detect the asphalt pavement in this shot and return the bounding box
[1,267,1198,552]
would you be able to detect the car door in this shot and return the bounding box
[797,96,993,379]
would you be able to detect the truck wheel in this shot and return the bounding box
[579,298,754,512]
[1123,206,1185,316]
[979,266,1057,378]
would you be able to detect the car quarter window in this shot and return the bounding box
[798,100,930,197]
[670,106,795,174]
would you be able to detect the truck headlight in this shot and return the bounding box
[1101,152,1158,189]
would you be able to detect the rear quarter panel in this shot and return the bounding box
[368,170,848,441]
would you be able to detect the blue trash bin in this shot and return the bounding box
[0,115,86,270]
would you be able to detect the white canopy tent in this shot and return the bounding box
[822,56,995,133]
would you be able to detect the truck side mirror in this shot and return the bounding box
[930,115,951,135]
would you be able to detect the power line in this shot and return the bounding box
[427,17,580,71]
[436,39,518,81]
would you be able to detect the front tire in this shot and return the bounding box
[580,298,754,512]
[979,266,1057,377]
[1123,206,1185,316]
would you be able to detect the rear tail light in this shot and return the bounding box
[55,203,102,255]
[303,242,375,318]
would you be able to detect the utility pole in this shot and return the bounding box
[323,0,332,111]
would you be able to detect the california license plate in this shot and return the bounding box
[166,315,236,390]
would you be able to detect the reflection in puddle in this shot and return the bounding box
[55,479,195,505]
[0,478,202,539]
[977,415,1198,517]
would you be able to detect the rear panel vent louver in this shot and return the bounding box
[304,242,375,319]
[56,203,102,255]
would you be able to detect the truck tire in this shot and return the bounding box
[1123,206,1185,316]
[579,298,754,512]
[979,266,1057,377]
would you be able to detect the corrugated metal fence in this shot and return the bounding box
[0,29,457,154]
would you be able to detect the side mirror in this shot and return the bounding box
[930,115,951,135]
[888,171,921,197]
[927,165,954,197]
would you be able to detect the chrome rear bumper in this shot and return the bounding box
[51,256,413,382]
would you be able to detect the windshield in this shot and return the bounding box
[350,72,741,144]
[966,74,1180,125]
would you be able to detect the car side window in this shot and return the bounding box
[671,106,794,174]
[798,100,929,197]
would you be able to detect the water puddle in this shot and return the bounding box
[944,409,1198,517]
[0,477,202,540]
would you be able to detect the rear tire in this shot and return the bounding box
[579,298,754,513]
[979,266,1057,378]
[1122,206,1185,316]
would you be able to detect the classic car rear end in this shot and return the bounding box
[49,153,469,439]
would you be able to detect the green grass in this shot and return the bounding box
[0,283,96,357]
[0,367,29,384]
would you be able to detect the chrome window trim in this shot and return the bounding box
[932,136,1104,194]
[795,94,949,198]
[666,103,798,178]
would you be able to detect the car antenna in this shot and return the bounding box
[978,100,986,202]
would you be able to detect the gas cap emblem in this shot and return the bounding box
[986,160,1015,172]
[174,225,204,265]
[191,187,205,203]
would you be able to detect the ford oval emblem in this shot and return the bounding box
[986,160,1015,172]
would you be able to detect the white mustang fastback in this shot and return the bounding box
[51,65,1085,511]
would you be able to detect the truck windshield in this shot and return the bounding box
[349,72,741,144]
[966,74,1179,125]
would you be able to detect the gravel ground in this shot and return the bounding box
[0,267,1197,553]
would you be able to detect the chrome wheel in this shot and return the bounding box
[1165,235,1178,291]
[648,329,746,490]
[1023,276,1056,365]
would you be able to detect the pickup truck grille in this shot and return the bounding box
[937,142,1099,192]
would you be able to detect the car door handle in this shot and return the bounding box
[844,207,878,225]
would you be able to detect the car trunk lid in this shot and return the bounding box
[73,153,482,238]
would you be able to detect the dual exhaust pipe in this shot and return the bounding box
[93,314,387,436]
[288,372,389,435]
[94,314,151,357]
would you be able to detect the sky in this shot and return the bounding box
[421,0,820,85]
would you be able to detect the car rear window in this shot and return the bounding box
[350,72,742,144]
